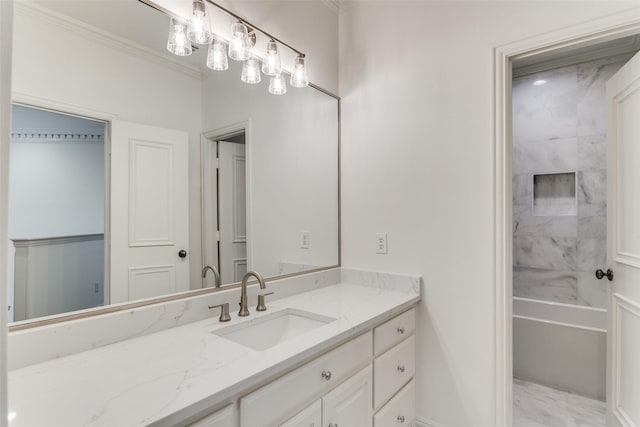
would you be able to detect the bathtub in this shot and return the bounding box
[513,297,607,401]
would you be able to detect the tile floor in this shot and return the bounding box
[513,378,605,427]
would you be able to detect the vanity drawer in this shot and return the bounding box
[188,403,236,427]
[374,379,415,427]
[280,400,321,427]
[374,308,415,355]
[240,332,372,427]
[373,335,415,408]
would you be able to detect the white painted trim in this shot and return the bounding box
[202,120,254,272]
[0,0,12,423]
[11,233,104,248]
[319,0,339,14]
[14,1,201,80]
[494,7,640,427]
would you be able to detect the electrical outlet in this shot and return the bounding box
[300,231,310,249]
[376,232,388,254]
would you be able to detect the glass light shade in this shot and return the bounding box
[167,18,192,56]
[187,0,213,44]
[241,58,262,84]
[269,73,287,95]
[290,55,309,88]
[206,39,228,71]
[229,22,249,61]
[262,40,281,76]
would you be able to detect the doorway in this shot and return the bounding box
[494,10,640,427]
[8,104,108,322]
[201,127,249,287]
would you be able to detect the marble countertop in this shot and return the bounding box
[8,282,420,427]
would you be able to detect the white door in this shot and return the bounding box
[322,366,372,427]
[280,400,321,427]
[606,50,640,427]
[110,120,189,304]
[218,140,247,284]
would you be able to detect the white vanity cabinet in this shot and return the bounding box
[187,403,236,427]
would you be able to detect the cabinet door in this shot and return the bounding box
[188,403,236,427]
[322,365,372,427]
[280,400,322,427]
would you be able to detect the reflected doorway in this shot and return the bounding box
[202,130,248,286]
[8,104,108,322]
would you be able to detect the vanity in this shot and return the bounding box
[7,269,420,427]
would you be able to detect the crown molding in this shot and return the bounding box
[14,1,202,81]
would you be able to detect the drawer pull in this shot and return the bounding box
[397,327,406,335]
[397,365,406,373]
[397,415,405,423]
[322,370,332,381]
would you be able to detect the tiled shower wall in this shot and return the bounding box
[512,55,630,308]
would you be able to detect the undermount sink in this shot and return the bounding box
[213,308,336,351]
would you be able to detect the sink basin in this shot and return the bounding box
[213,308,336,351]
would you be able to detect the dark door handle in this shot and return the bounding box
[595,268,613,281]
[178,250,187,258]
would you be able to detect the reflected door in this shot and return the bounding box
[606,50,640,427]
[110,120,189,304]
[218,140,247,283]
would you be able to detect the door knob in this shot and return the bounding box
[178,250,187,258]
[595,268,613,281]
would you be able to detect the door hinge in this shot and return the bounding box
[215,158,220,169]
[216,230,220,241]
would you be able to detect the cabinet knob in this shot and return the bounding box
[328,424,338,427]
[397,365,406,373]
[322,370,332,381]
[397,327,405,335]
[397,415,406,423]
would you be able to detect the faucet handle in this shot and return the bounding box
[208,303,231,322]
[256,292,274,312]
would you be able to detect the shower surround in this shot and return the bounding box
[512,55,629,309]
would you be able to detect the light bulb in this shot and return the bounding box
[167,18,192,56]
[187,0,213,45]
[241,58,261,84]
[269,72,287,95]
[207,38,228,71]
[262,40,281,76]
[290,55,309,88]
[229,22,249,61]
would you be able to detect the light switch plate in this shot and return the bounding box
[300,231,310,249]
[376,232,388,254]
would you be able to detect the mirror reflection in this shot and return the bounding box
[8,0,339,324]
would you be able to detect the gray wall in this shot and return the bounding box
[512,55,629,308]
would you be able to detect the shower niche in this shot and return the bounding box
[532,172,577,216]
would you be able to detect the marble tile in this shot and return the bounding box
[578,135,606,172]
[513,379,605,427]
[514,173,532,206]
[514,236,577,270]
[514,207,578,238]
[577,210,606,239]
[576,271,607,308]
[578,170,607,205]
[513,67,578,143]
[577,56,629,137]
[513,267,578,304]
[340,268,421,295]
[513,138,578,175]
[577,238,606,273]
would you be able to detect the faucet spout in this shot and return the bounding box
[239,271,266,316]
[201,265,222,288]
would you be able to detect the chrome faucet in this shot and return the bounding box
[201,265,221,288]
[239,271,266,316]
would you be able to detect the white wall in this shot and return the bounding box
[339,2,638,426]
[201,59,339,278]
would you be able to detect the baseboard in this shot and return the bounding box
[415,416,448,427]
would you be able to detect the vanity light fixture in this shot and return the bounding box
[166,18,192,56]
[229,21,250,61]
[207,38,228,71]
[269,72,287,95]
[290,54,309,88]
[187,0,213,44]
[164,0,310,95]
[262,39,282,76]
[241,57,262,84]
